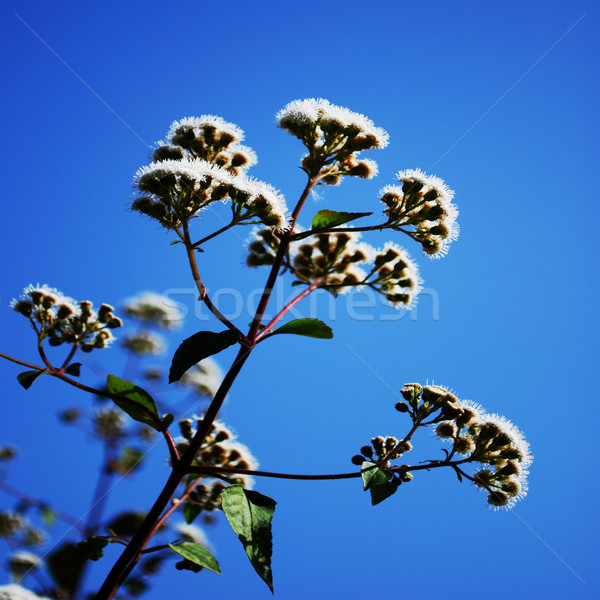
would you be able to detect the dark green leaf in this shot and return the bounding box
[183,501,202,525]
[107,511,147,537]
[369,480,398,505]
[77,536,109,562]
[17,370,44,390]
[64,362,82,377]
[47,542,85,594]
[169,543,221,575]
[161,413,174,429]
[361,462,397,505]
[221,485,276,593]
[106,374,161,431]
[169,330,240,383]
[311,209,372,230]
[124,578,148,597]
[272,318,333,340]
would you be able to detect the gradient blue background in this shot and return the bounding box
[1,1,598,599]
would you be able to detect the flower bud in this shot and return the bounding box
[360,446,374,458]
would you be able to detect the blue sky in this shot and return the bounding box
[1,1,598,599]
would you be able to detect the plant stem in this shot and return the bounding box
[188,457,475,481]
[182,220,248,344]
[255,278,323,342]
[96,175,319,598]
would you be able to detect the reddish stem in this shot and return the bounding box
[255,278,323,342]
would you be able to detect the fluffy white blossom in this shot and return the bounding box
[166,115,245,144]
[0,585,49,600]
[277,98,389,148]
[178,358,223,398]
[120,330,166,356]
[121,292,184,330]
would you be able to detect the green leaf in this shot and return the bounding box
[369,480,398,505]
[169,330,240,383]
[169,543,221,575]
[39,506,56,527]
[361,462,398,506]
[221,485,276,593]
[170,240,182,245]
[106,375,161,431]
[64,362,82,377]
[183,501,202,525]
[272,318,333,340]
[77,536,110,562]
[47,542,85,594]
[17,370,44,390]
[311,209,372,230]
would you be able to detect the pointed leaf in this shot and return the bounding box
[106,375,161,431]
[169,330,240,383]
[361,462,397,505]
[64,363,82,377]
[272,318,333,340]
[77,536,110,562]
[221,485,276,593]
[17,370,44,390]
[311,210,372,230]
[369,480,398,505]
[183,501,202,525]
[169,543,221,574]
[361,462,386,491]
[170,240,182,245]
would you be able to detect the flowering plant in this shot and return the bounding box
[0,99,531,599]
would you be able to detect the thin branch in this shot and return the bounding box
[255,278,323,342]
[0,479,87,534]
[181,220,248,344]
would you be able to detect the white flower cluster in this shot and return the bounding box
[133,157,288,230]
[277,98,389,148]
[167,115,245,144]
[276,98,388,184]
[248,229,422,308]
[121,291,183,330]
[380,169,459,258]
[433,392,532,509]
[177,357,223,398]
[0,585,49,600]
[10,284,120,352]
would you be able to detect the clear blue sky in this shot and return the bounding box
[1,1,598,599]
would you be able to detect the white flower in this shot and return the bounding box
[121,292,184,330]
[0,585,49,600]
[277,98,389,148]
[376,242,423,309]
[481,413,533,470]
[134,158,234,193]
[10,284,77,312]
[134,158,288,229]
[167,115,245,144]
[395,169,459,259]
[120,330,166,356]
[178,358,223,398]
